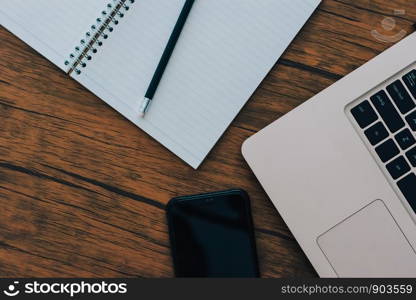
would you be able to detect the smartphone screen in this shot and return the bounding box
[167,189,259,277]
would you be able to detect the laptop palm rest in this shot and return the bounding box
[317,200,416,277]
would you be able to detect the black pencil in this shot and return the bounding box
[139,0,195,117]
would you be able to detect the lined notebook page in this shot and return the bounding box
[0,0,108,70]
[73,0,321,168]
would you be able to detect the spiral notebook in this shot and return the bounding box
[0,0,321,168]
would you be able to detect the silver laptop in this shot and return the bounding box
[242,32,416,277]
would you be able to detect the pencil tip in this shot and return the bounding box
[139,97,151,117]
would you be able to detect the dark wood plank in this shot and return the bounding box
[0,0,414,277]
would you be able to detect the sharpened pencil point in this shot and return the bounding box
[139,97,152,118]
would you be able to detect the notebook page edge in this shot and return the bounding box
[72,71,203,169]
[182,0,322,167]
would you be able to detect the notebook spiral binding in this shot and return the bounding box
[65,0,135,75]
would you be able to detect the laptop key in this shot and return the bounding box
[395,128,416,150]
[364,122,389,145]
[351,100,378,129]
[386,156,411,180]
[405,111,416,131]
[397,173,416,212]
[370,90,405,133]
[403,70,416,99]
[375,139,400,163]
[406,147,416,167]
[386,80,415,114]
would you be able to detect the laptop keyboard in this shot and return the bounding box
[351,69,416,213]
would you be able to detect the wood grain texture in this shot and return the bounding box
[0,0,415,277]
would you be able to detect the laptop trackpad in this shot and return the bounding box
[317,200,416,277]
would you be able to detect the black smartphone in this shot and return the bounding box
[166,189,259,277]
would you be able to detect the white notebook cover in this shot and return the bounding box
[1,0,321,168]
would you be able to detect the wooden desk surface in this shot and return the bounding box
[0,0,415,277]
